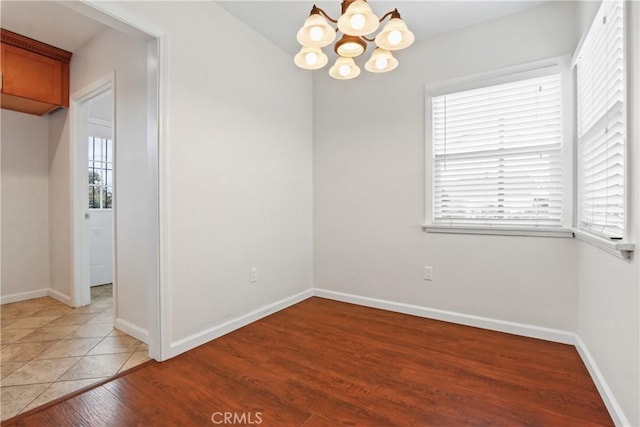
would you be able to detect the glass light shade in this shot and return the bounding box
[294,47,328,70]
[297,14,336,48]
[334,34,366,58]
[337,0,379,36]
[374,18,415,50]
[329,56,361,80]
[364,48,399,73]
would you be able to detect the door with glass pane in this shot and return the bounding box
[87,130,113,286]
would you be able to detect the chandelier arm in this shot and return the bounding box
[314,6,339,23]
[378,8,401,23]
[361,35,375,42]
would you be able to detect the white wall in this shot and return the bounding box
[574,2,640,425]
[49,27,152,337]
[314,2,580,332]
[48,107,72,302]
[1,110,50,301]
[108,2,314,352]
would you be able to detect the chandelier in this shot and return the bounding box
[294,0,414,80]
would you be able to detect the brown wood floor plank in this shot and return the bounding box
[10,386,144,427]
[4,297,613,427]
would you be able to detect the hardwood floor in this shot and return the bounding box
[4,297,612,426]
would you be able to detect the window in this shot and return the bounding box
[88,136,113,209]
[429,71,564,228]
[575,0,625,239]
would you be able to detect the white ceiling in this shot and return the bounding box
[217,1,550,56]
[0,1,111,52]
[1,1,550,56]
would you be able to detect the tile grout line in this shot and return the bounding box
[0,292,135,422]
[10,315,109,415]
[118,347,141,373]
[1,287,149,421]
[3,314,60,418]
[18,382,55,416]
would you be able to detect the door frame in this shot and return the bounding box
[69,1,168,361]
[71,75,115,309]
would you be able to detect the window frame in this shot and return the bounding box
[423,56,574,238]
[572,0,634,258]
[88,135,114,211]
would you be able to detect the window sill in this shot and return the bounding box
[573,229,635,260]
[421,224,635,259]
[422,224,574,238]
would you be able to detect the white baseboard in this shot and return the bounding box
[140,284,627,426]
[0,288,48,305]
[575,335,630,426]
[115,318,150,344]
[313,289,633,424]
[7,281,628,427]
[48,289,72,306]
[313,289,576,345]
[168,289,314,359]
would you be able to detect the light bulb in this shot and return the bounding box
[364,48,398,73]
[350,13,365,30]
[309,26,323,42]
[388,30,402,46]
[375,57,388,70]
[339,64,351,77]
[343,42,360,52]
[305,52,318,65]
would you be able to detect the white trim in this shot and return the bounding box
[573,229,635,259]
[425,60,566,96]
[167,289,314,359]
[421,223,635,256]
[81,1,166,38]
[155,34,170,362]
[423,224,574,238]
[76,1,168,361]
[623,0,634,246]
[0,289,48,305]
[7,281,628,427]
[115,318,150,343]
[313,289,575,344]
[70,90,89,307]
[575,335,630,426]
[48,288,72,306]
[424,55,574,230]
[575,0,629,244]
[88,117,112,128]
[111,284,628,426]
[145,37,166,362]
[70,74,115,309]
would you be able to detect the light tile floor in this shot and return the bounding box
[0,285,150,420]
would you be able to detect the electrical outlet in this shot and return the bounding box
[423,266,433,281]
[250,267,257,283]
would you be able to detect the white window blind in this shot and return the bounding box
[431,73,563,227]
[576,0,625,239]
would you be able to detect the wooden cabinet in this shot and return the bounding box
[1,29,72,116]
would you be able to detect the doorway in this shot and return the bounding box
[86,89,115,304]
[66,3,164,361]
[72,76,115,309]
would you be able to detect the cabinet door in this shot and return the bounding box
[1,43,62,105]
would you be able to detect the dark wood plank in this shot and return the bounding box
[5,297,613,427]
